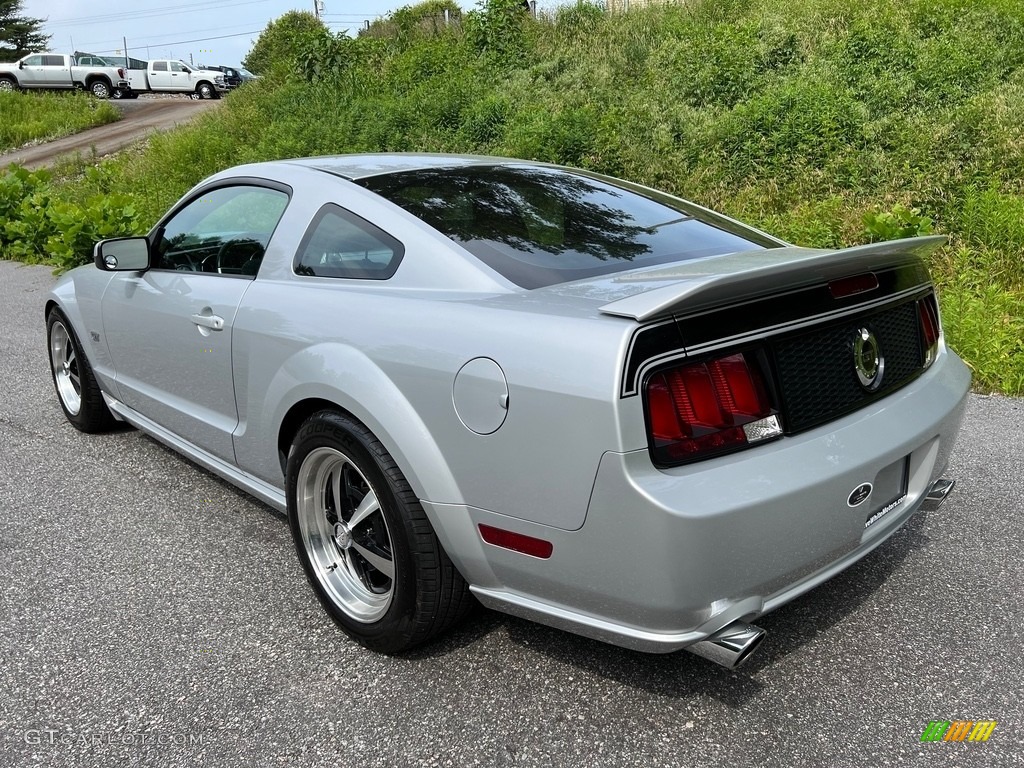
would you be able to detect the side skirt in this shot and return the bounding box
[103,393,287,512]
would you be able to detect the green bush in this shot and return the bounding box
[0,165,138,265]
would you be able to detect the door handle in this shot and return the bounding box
[190,313,224,331]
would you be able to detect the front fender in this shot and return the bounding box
[46,267,117,394]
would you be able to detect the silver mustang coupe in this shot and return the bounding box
[46,154,970,668]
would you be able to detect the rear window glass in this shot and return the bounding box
[359,165,779,289]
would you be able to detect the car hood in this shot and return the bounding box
[535,235,945,322]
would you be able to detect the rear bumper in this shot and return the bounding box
[429,347,971,653]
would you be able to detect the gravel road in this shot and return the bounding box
[0,260,1021,767]
[0,96,220,170]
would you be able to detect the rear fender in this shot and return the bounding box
[239,341,463,507]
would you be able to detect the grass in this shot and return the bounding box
[5,0,1024,394]
[0,91,120,153]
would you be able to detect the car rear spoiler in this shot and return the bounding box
[597,236,946,322]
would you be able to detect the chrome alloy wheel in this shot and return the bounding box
[295,447,395,622]
[49,320,82,416]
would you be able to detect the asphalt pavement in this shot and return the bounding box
[1,259,1021,767]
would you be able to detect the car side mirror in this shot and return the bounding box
[94,237,151,271]
[18,60,24,69]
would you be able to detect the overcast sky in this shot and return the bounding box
[22,0,446,68]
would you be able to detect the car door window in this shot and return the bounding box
[22,55,43,66]
[294,204,404,279]
[170,61,188,73]
[152,61,167,72]
[42,55,65,66]
[155,185,289,276]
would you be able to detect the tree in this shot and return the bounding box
[242,11,328,76]
[0,0,49,62]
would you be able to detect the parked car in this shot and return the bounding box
[45,155,970,667]
[119,59,228,99]
[0,52,130,98]
[236,66,258,83]
[198,64,244,88]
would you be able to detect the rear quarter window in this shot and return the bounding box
[294,204,404,280]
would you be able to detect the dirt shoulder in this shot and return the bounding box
[0,96,221,171]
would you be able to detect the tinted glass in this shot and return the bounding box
[153,61,167,72]
[295,204,403,280]
[42,55,65,66]
[359,166,779,289]
[155,185,289,276]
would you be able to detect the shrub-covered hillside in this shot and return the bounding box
[6,0,1024,393]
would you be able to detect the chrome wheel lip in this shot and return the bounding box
[49,321,82,416]
[296,446,394,623]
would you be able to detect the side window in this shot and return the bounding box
[170,61,187,73]
[294,204,404,280]
[154,185,289,277]
[22,55,43,66]
[42,55,65,67]
[152,61,168,72]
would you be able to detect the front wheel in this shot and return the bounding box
[0,77,17,92]
[286,411,472,653]
[197,82,214,100]
[46,309,116,432]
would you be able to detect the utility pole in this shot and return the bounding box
[313,0,324,19]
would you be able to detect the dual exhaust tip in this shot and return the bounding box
[686,477,957,669]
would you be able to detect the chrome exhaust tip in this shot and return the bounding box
[921,478,956,511]
[684,621,766,669]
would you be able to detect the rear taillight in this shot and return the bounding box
[918,293,940,368]
[645,351,782,465]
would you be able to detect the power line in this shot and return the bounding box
[43,0,278,28]
[76,23,264,52]
[83,29,265,55]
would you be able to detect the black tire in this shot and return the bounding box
[286,410,473,653]
[46,309,116,433]
[0,76,17,92]
[197,82,214,100]
[89,79,111,99]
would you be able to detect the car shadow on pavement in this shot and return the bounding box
[422,511,934,706]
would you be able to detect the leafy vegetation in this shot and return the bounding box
[0,91,120,152]
[3,0,1023,393]
[0,166,138,268]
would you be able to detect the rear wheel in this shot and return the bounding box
[46,309,116,432]
[89,79,111,99]
[287,411,472,653]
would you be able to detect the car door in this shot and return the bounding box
[169,60,191,91]
[148,60,172,89]
[18,54,45,86]
[100,183,290,462]
[41,54,70,86]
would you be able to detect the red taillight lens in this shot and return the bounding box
[918,294,940,368]
[645,351,781,465]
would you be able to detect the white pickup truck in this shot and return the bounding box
[120,60,228,99]
[0,53,130,98]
